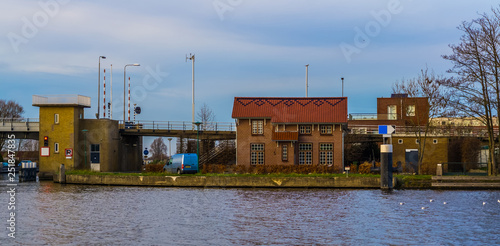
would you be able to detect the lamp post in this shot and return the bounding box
[341,77,344,97]
[194,121,202,173]
[98,56,106,119]
[123,63,140,124]
[186,54,195,126]
[82,129,88,169]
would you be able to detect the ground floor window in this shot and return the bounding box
[299,143,312,164]
[251,143,264,165]
[282,144,288,161]
[319,143,333,165]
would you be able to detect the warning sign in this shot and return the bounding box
[65,148,73,159]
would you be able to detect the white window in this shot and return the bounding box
[54,143,59,153]
[299,143,313,164]
[388,105,397,120]
[398,139,403,144]
[54,114,59,124]
[433,139,438,144]
[299,125,312,134]
[406,105,416,116]
[320,125,332,134]
[252,120,264,135]
[282,144,288,161]
[251,143,264,165]
[319,143,333,165]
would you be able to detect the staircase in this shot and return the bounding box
[199,140,236,165]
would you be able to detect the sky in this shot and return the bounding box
[0,0,498,149]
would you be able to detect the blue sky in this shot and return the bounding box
[1,0,497,124]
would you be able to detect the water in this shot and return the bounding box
[1,178,500,245]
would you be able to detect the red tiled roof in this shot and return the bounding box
[272,131,299,141]
[232,97,347,123]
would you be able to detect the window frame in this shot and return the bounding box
[54,142,59,153]
[282,144,288,162]
[251,120,264,135]
[54,114,59,124]
[320,125,333,135]
[319,143,333,165]
[250,143,265,165]
[299,125,312,135]
[299,143,313,165]
[406,105,416,117]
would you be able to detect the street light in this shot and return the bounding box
[194,121,202,173]
[168,138,173,158]
[123,63,140,125]
[98,56,106,119]
[186,54,195,126]
[82,129,88,169]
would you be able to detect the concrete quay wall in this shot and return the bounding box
[59,175,382,188]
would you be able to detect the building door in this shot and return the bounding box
[388,105,397,120]
[405,149,418,173]
[90,144,100,164]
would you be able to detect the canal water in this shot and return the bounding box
[1,179,500,245]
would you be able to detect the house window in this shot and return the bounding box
[388,105,397,120]
[416,139,420,144]
[252,120,264,135]
[54,143,59,153]
[299,143,312,165]
[320,125,332,134]
[406,105,416,116]
[433,139,438,144]
[282,144,288,161]
[251,143,264,165]
[54,114,59,124]
[398,139,403,144]
[319,143,333,165]
[299,125,312,134]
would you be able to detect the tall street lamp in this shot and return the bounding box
[98,56,106,119]
[123,63,140,125]
[82,129,88,169]
[186,54,195,126]
[194,121,202,173]
[168,137,173,158]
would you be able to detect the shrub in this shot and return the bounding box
[143,163,164,173]
[358,161,372,174]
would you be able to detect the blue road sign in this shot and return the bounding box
[378,125,395,134]
[143,149,149,155]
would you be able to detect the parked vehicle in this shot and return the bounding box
[163,153,198,174]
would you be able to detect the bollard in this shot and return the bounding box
[436,163,442,176]
[59,164,66,184]
[380,144,393,189]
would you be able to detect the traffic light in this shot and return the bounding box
[43,136,48,147]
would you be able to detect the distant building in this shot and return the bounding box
[232,97,348,171]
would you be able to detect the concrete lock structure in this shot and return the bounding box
[380,144,393,189]
[33,95,142,179]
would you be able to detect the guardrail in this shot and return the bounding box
[119,120,235,132]
[348,113,398,120]
[0,118,39,132]
[349,124,499,137]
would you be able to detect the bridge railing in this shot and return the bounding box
[119,120,235,132]
[0,118,39,132]
[349,124,499,137]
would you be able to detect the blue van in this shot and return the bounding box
[163,153,198,174]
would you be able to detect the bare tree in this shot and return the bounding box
[197,103,216,130]
[438,6,500,175]
[150,137,168,161]
[392,67,449,173]
[0,99,24,150]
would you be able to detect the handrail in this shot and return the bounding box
[119,120,236,132]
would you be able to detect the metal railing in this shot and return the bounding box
[0,118,39,132]
[119,120,235,132]
[348,124,499,137]
[349,113,398,120]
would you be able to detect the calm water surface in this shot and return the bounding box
[1,177,500,245]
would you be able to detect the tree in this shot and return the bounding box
[150,137,167,161]
[392,67,449,174]
[0,99,24,150]
[197,103,216,130]
[438,6,500,175]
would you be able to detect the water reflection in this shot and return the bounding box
[0,180,500,245]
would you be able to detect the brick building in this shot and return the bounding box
[232,97,348,171]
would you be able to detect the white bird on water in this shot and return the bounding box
[483,202,487,206]
[421,207,426,210]
[443,202,447,205]
[399,202,405,205]
[430,199,434,202]
[497,199,500,203]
